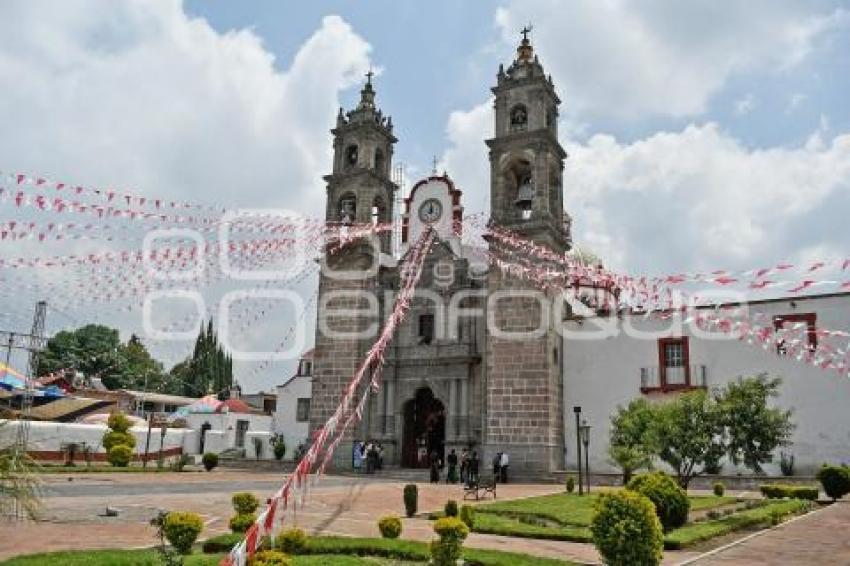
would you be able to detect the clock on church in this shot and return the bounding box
[418,198,443,224]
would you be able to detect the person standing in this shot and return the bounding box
[469,451,480,484]
[492,452,501,482]
[429,450,441,483]
[460,448,469,484]
[499,451,509,484]
[353,441,363,472]
[446,449,458,484]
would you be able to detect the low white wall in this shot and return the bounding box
[0,420,197,459]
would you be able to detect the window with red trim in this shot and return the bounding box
[773,313,817,355]
[658,337,690,389]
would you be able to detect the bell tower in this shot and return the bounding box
[325,70,397,253]
[310,73,397,462]
[487,26,569,251]
[483,28,570,475]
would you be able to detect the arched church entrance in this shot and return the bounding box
[401,387,445,468]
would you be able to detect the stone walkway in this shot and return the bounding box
[4,471,845,565]
[686,500,850,566]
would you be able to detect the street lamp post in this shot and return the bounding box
[579,419,591,494]
[573,406,583,495]
[157,424,167,469]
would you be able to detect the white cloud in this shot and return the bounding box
[442,101,850,276]
[0,1,375,389]
[0,1,372,214]
[494,1,848,118]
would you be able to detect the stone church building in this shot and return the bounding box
[309,33,571,476]
[306,31,850,479]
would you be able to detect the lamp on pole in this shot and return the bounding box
[579,419,591,494]
[573,406,583,495]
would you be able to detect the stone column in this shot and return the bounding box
[460,378,469,441]
[386,379,395,435]
[448,378,458,441]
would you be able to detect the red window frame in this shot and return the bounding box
[657,337,690,390]
[773,313,817,353]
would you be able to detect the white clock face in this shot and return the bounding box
[418,198,443,224]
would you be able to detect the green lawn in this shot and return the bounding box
[0,537,577,566]
[470,491,812,549]
[476,492,734,526]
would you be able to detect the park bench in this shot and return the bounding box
[463,475,497,500]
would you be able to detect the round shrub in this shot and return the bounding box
[202,452,219,471]
[444,499,459,517]
[591,490,663,566]
[378,515,403,539]
[566,475,575,493]
[713,482,725,497]
[816,465,850,501]
[431,517,469,566]
[232,492,260,514]
[275,528,307,554]
[163,511,204,555]
[249,550,292,566]
[229,512,257,533]
[627,471,690,531]
[103,430,136,451]
[459,504,475,529]
[107,444,133,467]
[107,412,132,433]
[403,484,418,517]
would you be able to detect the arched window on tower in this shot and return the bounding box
[506,159,534,220]
[345,144,359,169]
[374,148,385,175]
[510,104,528,132]
[339,193,357,225]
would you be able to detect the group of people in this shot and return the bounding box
[429,448,510,485]
[430,448,481,484]
[352,440,384,474]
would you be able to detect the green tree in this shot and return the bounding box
[652,389,726,488]
[717,374,794,473]
[36,325,171,392]
[608,399,657,483]
[36,324,125,388]
[173,319,233,398]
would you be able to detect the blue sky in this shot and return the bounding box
[1,1,849,390]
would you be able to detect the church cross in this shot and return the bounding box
[365,67,374,86]
[521,24,533,42]
[431,155,438,175]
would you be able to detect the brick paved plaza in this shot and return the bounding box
[3,470,848,565]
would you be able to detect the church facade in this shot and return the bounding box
[309,33,571,476]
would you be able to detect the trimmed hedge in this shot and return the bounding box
[232,492,260,515]
[444,500,459,517]
[275,528,307,554]
[202,532,243,553]
[816,465,850,501]
[202,452,219,471]
[759,484,819,501]
[403,484,418,517]
[249,550,291,566]
[460,504,475,529]
[229,513,257,533]
[590,490,663,566]
[377,516,402,539]
[162,511,204,555]
[627,472,690,531]
[107,444,133,467]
